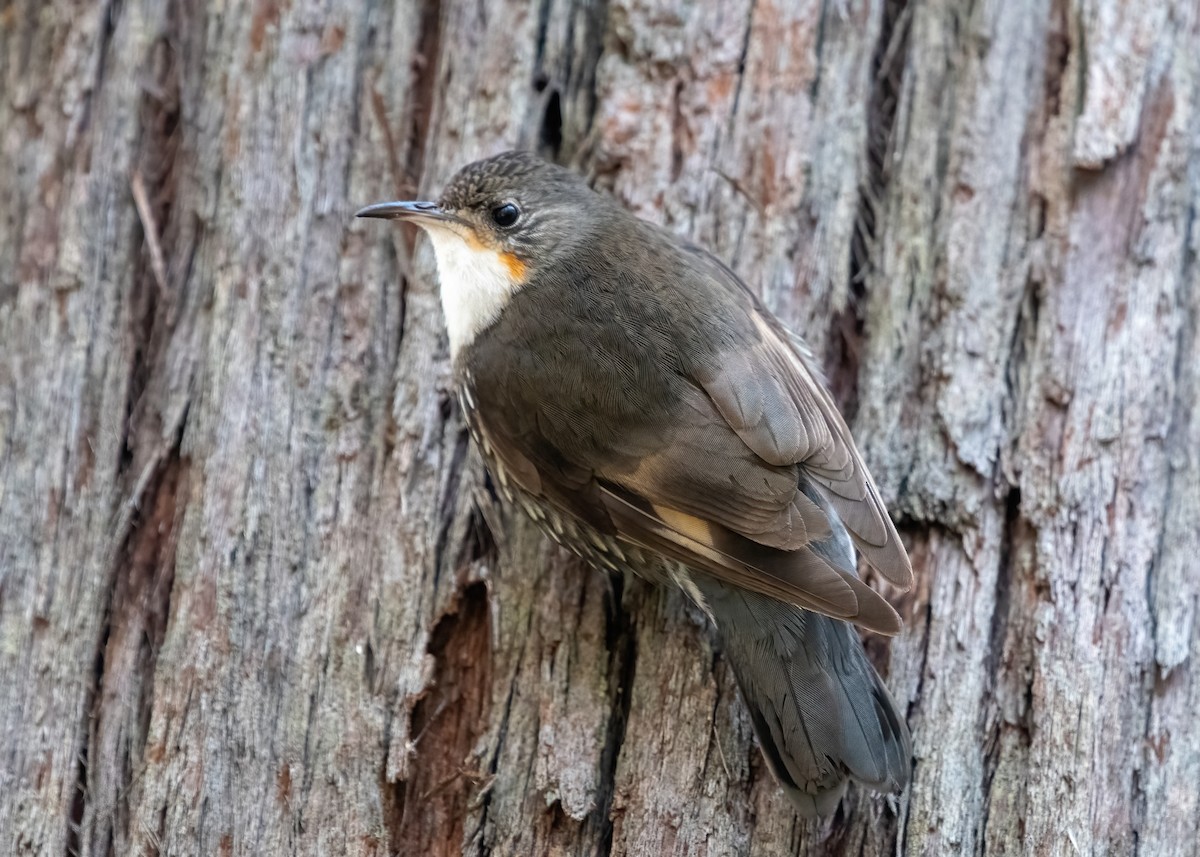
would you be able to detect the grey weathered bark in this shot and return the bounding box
[2,0,1197,855]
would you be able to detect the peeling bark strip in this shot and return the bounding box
[1,1,1197,856]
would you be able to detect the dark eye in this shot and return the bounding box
[490,203,520,228]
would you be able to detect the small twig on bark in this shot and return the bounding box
[131,169,167,296]
[712,167,767,218]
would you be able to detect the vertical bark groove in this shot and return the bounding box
[830,0,911,417]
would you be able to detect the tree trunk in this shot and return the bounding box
[2,0,1197,854]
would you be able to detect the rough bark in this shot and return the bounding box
[1,0,1197,855]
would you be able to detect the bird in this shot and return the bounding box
[357,150,913,816]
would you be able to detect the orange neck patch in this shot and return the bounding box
[499,251,527,281]
[461,229,527,282]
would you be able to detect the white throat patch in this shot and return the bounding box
[423,225,524,357]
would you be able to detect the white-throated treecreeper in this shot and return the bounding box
[358,151,913,816]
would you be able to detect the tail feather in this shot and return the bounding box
[695,578,911,815]
[692,480,911,814]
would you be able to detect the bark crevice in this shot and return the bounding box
[829,0,911,418]
[393,582,493,857]
[592,575,639,857]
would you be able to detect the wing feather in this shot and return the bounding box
[687,256,912,587]
[597,486,902,635]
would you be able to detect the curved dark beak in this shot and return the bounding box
[355,200,455,224]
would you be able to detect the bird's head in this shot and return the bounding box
[357,150,600,356]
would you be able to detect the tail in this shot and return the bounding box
[694,578,911,815]
[692,482,911,814]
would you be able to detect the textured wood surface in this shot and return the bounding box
[1,0,1197,855]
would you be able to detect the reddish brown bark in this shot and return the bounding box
[2,1,1197,855]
